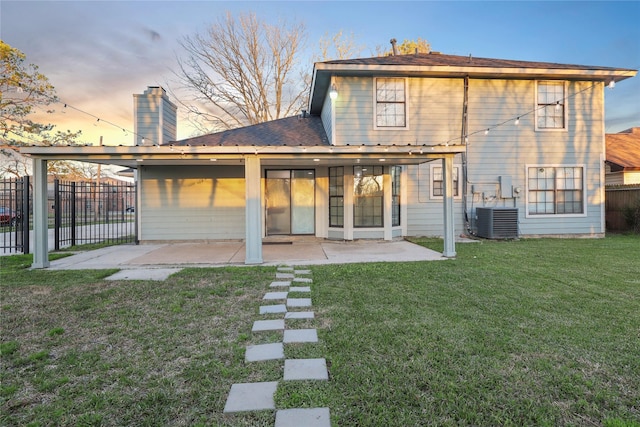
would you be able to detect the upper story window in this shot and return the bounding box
[536,81,567,130]
[375,78,407,129]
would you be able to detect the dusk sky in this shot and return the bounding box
[2,0,639,146]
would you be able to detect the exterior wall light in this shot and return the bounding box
[329,84,338,100]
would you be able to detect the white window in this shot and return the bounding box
[527,166,585,216]
[374,78,407,129]
[536,81,567,130]
[430,164,461,200]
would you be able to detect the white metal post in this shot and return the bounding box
[244,157,263,264]
[32,158,49,268]
[442,156,457,257]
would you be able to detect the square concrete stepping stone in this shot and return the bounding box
[283,329,318,343]
[294,269,311,275]
[287,298,312,307]
[260,304,287,314]
[278,267,294,271]
[245,343,284,362]
[263,291,288,300]
[276,272,294,279]
[270,281,291,288]
[284,358,328,380]
[285,311,314,320]
[289,286,311,292]
[252,319,285,332]
[293,277,312,283]
[223,381,278,413]
[275,408,331,427]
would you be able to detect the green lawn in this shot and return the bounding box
[1,235,639,426]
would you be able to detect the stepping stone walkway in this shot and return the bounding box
[223,267,330,426]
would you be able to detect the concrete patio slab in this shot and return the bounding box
[245,343,284,362]
[283,329,318,343]
[285,311,314,320]
[105,268,182,281]
[287,298,312,307]
[223,381,278,413]
[284,358,328,381]
[259,304,287,314]
[263,291,288,300]
[275,408,331,427]
[44,239,451,271]
[252,319,285,332]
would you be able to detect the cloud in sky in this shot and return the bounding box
[2,0,639,145]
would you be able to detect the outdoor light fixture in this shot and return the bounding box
[514,117,520,125]
[608,80,615,89]
[329,84,338,100]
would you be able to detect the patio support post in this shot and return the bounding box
[383,169,392,240]
[244,156,263,264]
[32,158,50,268]
[442,155,457,258]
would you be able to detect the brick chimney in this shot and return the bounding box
[133,86,177,146]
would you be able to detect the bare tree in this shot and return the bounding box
[315,30,366,61]
[173,12,308,133]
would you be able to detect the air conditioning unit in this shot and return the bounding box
[476,207,518,239]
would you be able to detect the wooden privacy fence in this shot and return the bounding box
[605,185,640,232]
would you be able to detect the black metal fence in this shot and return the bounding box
[1,177,137,254]
[0,176,29,253]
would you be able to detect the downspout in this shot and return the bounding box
[461,75,471,235]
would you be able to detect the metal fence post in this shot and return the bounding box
[71,182,76,246]
[22,175,30,254]
[54,179,60,251]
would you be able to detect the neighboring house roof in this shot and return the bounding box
[171,115,330,147]
[310,52,637,114]
[606,127,640,170]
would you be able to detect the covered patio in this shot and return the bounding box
[22,141,465,269]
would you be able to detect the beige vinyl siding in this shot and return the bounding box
[465,79,605,236]
[140,165,245,240]
[400,78,605,237]
[333,77,464,145]
[405,161,465,237]
[320,90,333,145]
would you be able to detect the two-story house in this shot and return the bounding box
[22,53,636,267]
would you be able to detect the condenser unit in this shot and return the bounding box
[476,207,518,239]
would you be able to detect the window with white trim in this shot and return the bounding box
[375,78,407,128]
[536,81,566,130]
[329,166,344,227]
[527,166,584,215]
[354,165,384,227]
[391,166,401,226]
[430,165,461,199]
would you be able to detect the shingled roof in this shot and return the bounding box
[321,52,632,72]
[170,115,330,147]
[606,127,640,170]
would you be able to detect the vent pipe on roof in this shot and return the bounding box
[390,38,398,56]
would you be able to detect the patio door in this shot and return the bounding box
[266,170,315,235]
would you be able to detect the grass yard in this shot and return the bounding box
[1,235,639,426]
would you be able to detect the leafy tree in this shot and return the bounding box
[376,37,431,56]
[0,41,82,146]
[173,12,308,133]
